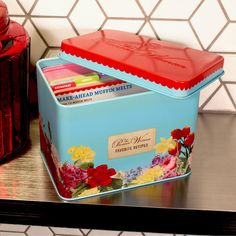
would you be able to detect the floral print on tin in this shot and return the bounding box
[39,116,194,199]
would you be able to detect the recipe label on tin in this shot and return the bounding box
[108,128,156,159]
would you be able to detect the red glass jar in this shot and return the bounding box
[0,1,30,161]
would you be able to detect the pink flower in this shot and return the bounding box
[161,156,178,179]
[163,170,179,179]
[162,155,177,174]
[59,164,87,190]
[188,154,193,168]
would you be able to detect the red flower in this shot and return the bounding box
[171,129,182,140]
[184,133,195,146]
[87,164,116,188]
[168,147,177,155]
[182,126,190,138]
[168,142,181,155]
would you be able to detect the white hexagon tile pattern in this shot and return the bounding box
[1,0,236,233]
[69,0,105,35]
[0,223,203,236]
[6,0,236,114]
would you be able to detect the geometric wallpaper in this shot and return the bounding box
[6,0,236,114]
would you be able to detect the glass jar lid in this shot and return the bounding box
[0,0,10,38]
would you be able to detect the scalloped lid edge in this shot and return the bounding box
[60,30,224,97]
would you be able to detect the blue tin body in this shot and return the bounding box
[36,57,222,200]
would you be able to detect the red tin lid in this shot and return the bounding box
[61,30,224,90]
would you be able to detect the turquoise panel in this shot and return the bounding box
[36,57,200,200]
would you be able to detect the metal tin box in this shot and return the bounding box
[36,30,224,200]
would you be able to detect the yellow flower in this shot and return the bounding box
[68,146,77,155]
[131,166,164,185]
[68,145,95,163]
[79,187,100,197]
[154,137,176,154]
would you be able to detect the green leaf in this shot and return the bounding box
[74,160,81,166]
[98,178,123,192]
[111,178,123,189]
[72,183,88,197]
[79,162,94,169]
[99,185,113,192]
[63,161,68,166]
[178,156,187,162]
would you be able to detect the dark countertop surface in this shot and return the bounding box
[0,113,236,235]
